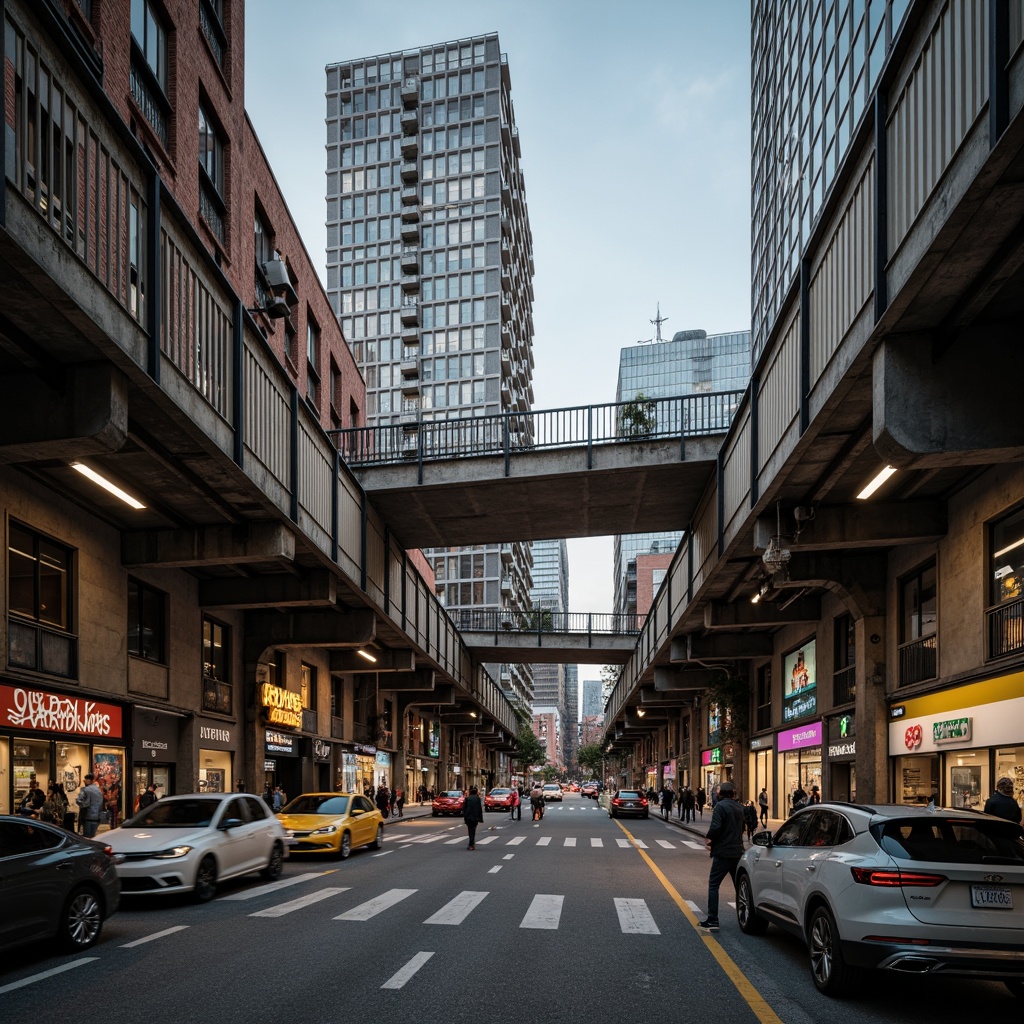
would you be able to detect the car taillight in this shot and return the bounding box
[851,868,946,887]
[612,798,622,805]
[639,798,648,806]
[103,846,115,857]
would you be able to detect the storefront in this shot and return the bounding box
[747,734,773,810]
[264,728,300,799]
[131,707,181,811]
[197,717,238,795]
[777,720,822,813]
[352,743,378,794]
[889,670,1024,813]
[375,750,392,789]
[701,746,724,794]
[0,681,128,829]
[826,712,856,802]
[313,738,331,791]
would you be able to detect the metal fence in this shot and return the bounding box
[454,609,641,636]
[333,391,744,466]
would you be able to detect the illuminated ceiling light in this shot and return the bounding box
[994,535,1024,559]
[636,708,646,717]
[856,465,897,500]
[70,462,145,509]
[356,648,377,663]
[750,592,761,604]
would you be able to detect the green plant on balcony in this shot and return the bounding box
[619,391,657,437]
[703,672,750,742]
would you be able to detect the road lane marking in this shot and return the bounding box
[564,838,576,847]
[372,850,393,857]
[503,854,515,860]
[334,888,417,921]
[616,838,631,848]
[656,840,675,849]
[506,836,526,846]
[591,838,603,847]
[445,837,464,844]
[220,872,327,900]
[414,835,448,844]
[520,894,563,929]
[536,836,551,846]
[633,839,649,849]
[381,951,434,990]
[120,925,189,947]
[424,890,489,925]
[614,898,660,934]
[613,819,784,1024]
[0,958,99,994]
[683,840,707,851]
[686,900,703,912]
[250,886,350,917]
[476,836,498,845]
[488,866,502,874]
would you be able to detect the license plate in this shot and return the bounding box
[971,885,1013,909]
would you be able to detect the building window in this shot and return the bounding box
[198,102,226,245]
[130,0,171,148]
[202,617,231,714]
[127,578,166,662]
[7,522,77,677]
[199,0,226,70]
[989,506,1024,660]
[306,314,321,409]
[898,562,937,686]
[300,663,317,709]
[833,613,855,705]
[755,663,771,732]
[254,210,273,310]
[267,649,285,687]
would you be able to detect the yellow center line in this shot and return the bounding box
[614,820,783,1024]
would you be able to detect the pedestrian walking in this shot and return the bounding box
[463,785,484,849]
[530,782,545,821]
[743,800,758,840]
[375,785,391,818]
[809,785,822,805]
[757,787,769,829]
[792,783,808,811]
[680,785,695,822]
[75,774,104,838]
[40,781,68,827]
[510,786,521,821]
[659,784,675,821]
[272,786,287,812]
[699,780,745,932]
[983,776,1022,823]
[395,788,405,817]
[696,786,707,819]
[137,782,160,812]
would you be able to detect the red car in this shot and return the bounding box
[432,790,466,817]
[484,788,515,812]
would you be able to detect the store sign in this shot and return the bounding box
[354,743,377,755]
[749,736,772,751]
[265,729,298,755]
[904,723,923,750]
[890,705,906,719]
[701,747,722,766]
[313,740,331,762]
[198,722,234,750]
[375,751,392,768]
[783,690,817,722]
[260,683,302,729]
[264,760,276,771]
[0,683,122,738]
[828,742,856,758]
[777,721,823,752]
[933,717,972,744]
[134,709,180,761]
[664,759,676,781]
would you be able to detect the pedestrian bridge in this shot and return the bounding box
[453,611,640,665]
[332,391,743,547]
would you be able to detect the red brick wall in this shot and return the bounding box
[635,554,673,624]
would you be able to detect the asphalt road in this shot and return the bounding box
[2,796,1021,1024]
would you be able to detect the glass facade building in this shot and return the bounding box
[529,538,568,711]
[612,329,752,619]
[325,34,536,704]
[751,0,912,357]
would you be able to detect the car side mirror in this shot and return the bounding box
[753,830,772,847]
[220,817,244,830]
[351,808,363,816]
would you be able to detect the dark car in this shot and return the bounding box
[608,789,649,819]
[0,815,120,952]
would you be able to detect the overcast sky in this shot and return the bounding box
[243,1,752,696]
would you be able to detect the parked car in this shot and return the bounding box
[107,793,287,901]
[277,793,384,858]
[0,815,121,952]
[581,782,599,799]
[608,789,649,819]
[542,783,563,802]
[735,802,1024,999]
[484,788,515,812]
[432,790,466,817]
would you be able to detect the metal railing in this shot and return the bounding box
[833,665,856,705]
[455,610,641,636]
[988,598,1024,660]
[897,635,937,687]
[333,391,744,467]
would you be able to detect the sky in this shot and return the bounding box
[243,1,752,699]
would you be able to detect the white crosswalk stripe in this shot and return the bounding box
[614,898,660,934]
[633,839,649,849]
[444,837,464,844]
[683,840,706,851]
[536,836,551,846]
[506,836,526,846]
[334,888,417,921]
[250,886,350,918]
[656,840,675,849]
[381,952,434,990]
[591,838,603,847]
[423,890,488,925]
[685,900,703,913]
[616,838,631,848]
[564,837,576,847]
[520,894,564,929]
[219,872,326,901]
[475,836,498,845]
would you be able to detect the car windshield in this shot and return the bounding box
[441,791,463,799]
[616,791,642,799]
[129,799,221,828]
[543,785,559,790]
[282,795,350,815]
[489,789,511,796]
[874,817,1024,865]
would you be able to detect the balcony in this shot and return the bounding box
[301,708,318,733]
[400,110,419,134]
[401,161,418,183]
[400,247,419,272]
[400,274,420,293]
[988,597,1024,660]
[400,187,419,207]
[400,358,419,380]
[500,545,513,565]
[400,220,420,243]
[401,76,420,104]
[400,325,420,345]
[500,240,511,266]
[898,635,937,687]
[400,134,419,158]
[500,576,512,595]
[399,300,419,326]
[331,715,345,739]
[7,618,77,678]
[400,204,420,224]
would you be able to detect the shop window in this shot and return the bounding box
[7,521,77,678]
[898,562,937,686]
[988,506,1024,660]
[201,616,231,714]
[833,613,855,704]
[127,578,166,662]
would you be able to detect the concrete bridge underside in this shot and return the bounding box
[460,632,636,665]
[349,436,724,548]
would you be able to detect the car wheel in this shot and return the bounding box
[808,904,860,996]
[193,855,218,902]
[61,885,104,950]
[374,824,384,850]
[736,873,769,935]
[339,831,352,859]
[260,841,284,880]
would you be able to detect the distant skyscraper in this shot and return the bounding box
[530,539,568,710]
[612,326,752,619]
[581,679,604,720]
[325,33,536,704]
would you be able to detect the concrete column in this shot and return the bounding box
[855,615,888,803]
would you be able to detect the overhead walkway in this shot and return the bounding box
[333,392,743,547]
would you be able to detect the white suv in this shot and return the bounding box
[541,784,563,802]
[735,802,1024,999]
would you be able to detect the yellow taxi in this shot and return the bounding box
[276,792,384,858]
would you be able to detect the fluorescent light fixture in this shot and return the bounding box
[750,592,761,604]
[355,648,377,663]
[856,465,897,500]
[636,708,646,717]
[994,535,1024,560]
[70,462,145,509]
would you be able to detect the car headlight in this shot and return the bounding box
[309,824,339,836]
[153,845,193,859]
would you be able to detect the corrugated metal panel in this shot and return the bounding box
[757,310,800,468]
[691,485,718,594]
[243,344,290,487]
[722,411,751,546]
[888,0,988,256]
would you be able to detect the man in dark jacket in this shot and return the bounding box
[463,785,484,849]
[984,776,1022,823]
[699,780,746,931]
[137,782,159,812]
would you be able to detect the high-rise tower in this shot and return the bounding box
[325,34,536,704]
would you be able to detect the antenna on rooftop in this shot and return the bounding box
[650,303,668,343]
